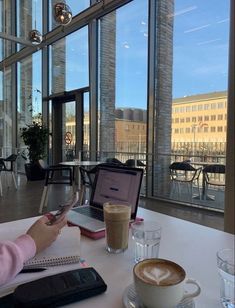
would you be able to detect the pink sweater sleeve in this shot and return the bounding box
[0,234,36,286]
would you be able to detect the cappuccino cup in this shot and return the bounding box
[133,258,201,308]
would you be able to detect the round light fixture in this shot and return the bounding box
[28,29,42,45]
[54,2,72,25]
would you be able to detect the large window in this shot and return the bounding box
[153,0,230,210]
[0,0,232,215]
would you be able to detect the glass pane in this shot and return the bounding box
[62,101,76,161]
[98,0,148,170]
[49,26,88,95]
[0,67,12,157]
[153,0,229,211]
[83,92,90,158]
[1,0,13,58]
[17,51,42,172]
[16,0,42,51]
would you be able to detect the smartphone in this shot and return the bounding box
[13,268,107,307]
[47,194,78,225]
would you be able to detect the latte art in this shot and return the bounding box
[143,267,172,285]
[134,259,185,286]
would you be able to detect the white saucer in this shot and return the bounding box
[122,284,195,308]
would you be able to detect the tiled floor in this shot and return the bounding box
[0,174,224,231]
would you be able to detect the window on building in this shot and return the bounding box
[186,128,190,133]
[204,115,209,121]
[204,127,208,132]
[211,127,216,132]
[186,117,190,122]
[204,104,209,110]
[175,118,179,123]
[186,106,191,112]
[192,117,196,122]
[198,105,203,111]
[198,116,203,121]
[192,105,197,111]
[217,102,224,108]
[180,118,185,123]
[217,126,223,132]
[218,114,223,120]
[211,103,217,109]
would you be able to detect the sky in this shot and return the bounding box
[29,0,230,111]
[115,0,230,108]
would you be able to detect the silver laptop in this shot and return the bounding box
[67,165,143,232]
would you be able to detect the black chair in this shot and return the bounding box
[38,160,73,213]
[136,159,146,167]
[125,159,146,167]
[202,164,225,199]
[125,159,136,167]
[169,162,202,199]
[0,154,18,196]
[79,166,97,204]
[105,157,124,165]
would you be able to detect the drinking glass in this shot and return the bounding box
[131,221,162,263]
[217,248,235,308]
[104,203,131,253]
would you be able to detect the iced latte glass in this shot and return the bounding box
[103,202,131,253]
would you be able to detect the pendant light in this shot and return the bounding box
[29,0,42,44]
[54,2,72,25]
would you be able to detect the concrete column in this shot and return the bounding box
[153,0,174,196]
[51,0,66,93]
[99,11,116,156]
[224,0,234,234]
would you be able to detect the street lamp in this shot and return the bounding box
[191,124,197,158]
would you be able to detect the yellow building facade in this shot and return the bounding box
[66,91,227,155]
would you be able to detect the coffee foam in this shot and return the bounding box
[134,259,185,286]
[104,204,131,221]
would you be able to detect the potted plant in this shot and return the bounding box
[20,120,49,181]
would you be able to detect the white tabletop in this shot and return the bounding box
[59,161,102,167]
[0,208,234,307]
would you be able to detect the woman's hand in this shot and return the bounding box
[27,216,67,253]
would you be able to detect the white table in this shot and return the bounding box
[0,208,234,307]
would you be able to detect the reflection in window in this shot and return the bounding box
[17,52,42,172]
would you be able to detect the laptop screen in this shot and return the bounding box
[91,166,143,219]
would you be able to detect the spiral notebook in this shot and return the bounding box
[23,226,81,268]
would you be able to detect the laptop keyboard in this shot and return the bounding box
[75,206,104,221]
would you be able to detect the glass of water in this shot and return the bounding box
[131,221,161,263]
[217,248,235,308]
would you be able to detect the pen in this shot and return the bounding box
[20,268,47,273]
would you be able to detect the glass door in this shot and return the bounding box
[47,88,89,165]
